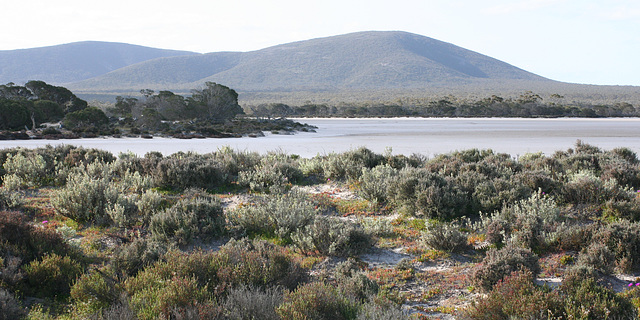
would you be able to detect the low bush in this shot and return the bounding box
[356,301,409,320]
[389,167,470,219]
[51,171,118,224]
[149,195,224,245]
[277,281,359,320]
[222,285,283,320]
[483,191,561,250]
[229,191,317,243]
[292,216,372,257]
[24,253,84,299]
[0,210,71,264]
[357,164,397,203]
[460,270,562,320]
[576,242,616,275]
[151,152,233,190]
[0,288,25,320]
[2,152,47,190]
[70,267,121,317]
[111,238,166,277]
[560,272,637,319]
[238,153,302,193]
[421,221,469,253]
[590,221,640,273]
[472,245,540,292]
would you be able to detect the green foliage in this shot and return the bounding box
[277,281,359,320]
[590,221,640,273]
[24,253,84,299]
[189,82,244,121]
[70,267,121,317]
[63,106,109,131]
[52,171,118,224]
[561,274,637,319]
[152,152,233,190]
[2,152,47,190]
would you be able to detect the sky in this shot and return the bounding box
[2,0,639,86]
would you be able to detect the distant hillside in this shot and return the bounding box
[0,41,198,84]
[68,31,551,93]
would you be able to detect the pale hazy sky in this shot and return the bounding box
[2,0,639,86]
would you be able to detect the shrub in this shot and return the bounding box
[152,152,231,190]
[128,275,210,320]
[222,285,283,320]
[356,301,409,320]
[472,245,540,292]
[238,153,302,193]
[472,177,531,214]
[389,167,470,219]
[320,147,385,181]
[149,195,224,245]
[483,191,561,250]
[229,191,317,243]
[2,152,47,190]
[357,164,397,203]
[51,172,117,224]
[0,210,71,264]
[292,216,373,257]
[70,267,121,317]
[24,253,84,299]
[561,273,637,319]
[460,270,562,320]
[421,221,469,253]
[277,282,359,320]
[111,238,166,277]
[591,221,640,273]
[576,242,616,275]
[0,288,25,320]
[560,170,631,205]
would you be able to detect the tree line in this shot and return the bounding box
[246,91,639,118]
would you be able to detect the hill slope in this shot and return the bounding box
[0,41,198,84]
[68,31,550,92]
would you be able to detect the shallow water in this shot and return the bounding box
[2,118,640,158]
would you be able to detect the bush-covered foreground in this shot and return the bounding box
[2,142,640,319]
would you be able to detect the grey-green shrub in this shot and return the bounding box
[389,167,470,219]
[52,172,118,224]
[292,216,372,257]
[483,190,561,249]
[229,191,317,242]
[472,245,540,292]
[238,154,302,193]
[421,221,469,253]
[576,242,616,275]
[0,288,25,320]
[149,196,224,245]
[112,238,166,277]
[2,152,47,190]
[222,285,283,320]
[358,164,397,203]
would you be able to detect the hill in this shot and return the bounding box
[0,41,198,84]
[68,31,550,93]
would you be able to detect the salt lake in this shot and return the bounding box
[1,118,640,158]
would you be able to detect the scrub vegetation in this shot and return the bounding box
[1,142,640,319]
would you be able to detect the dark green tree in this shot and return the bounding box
[188,82,244,121]
[0,99,30,130]
[63,107,109,130]
[25,80,88,113]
